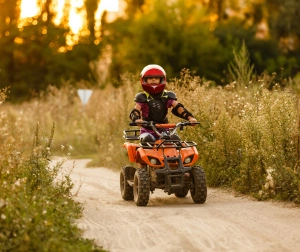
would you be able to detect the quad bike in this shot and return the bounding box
[121,121,207,206]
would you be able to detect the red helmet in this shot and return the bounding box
[140,64,166,94]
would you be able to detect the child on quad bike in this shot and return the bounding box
[129,64,197,144]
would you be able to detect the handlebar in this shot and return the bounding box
[129,121,200,137]
[129,121,200,127]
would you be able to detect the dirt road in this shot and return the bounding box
[61,158,300,252]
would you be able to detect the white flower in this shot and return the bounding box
[0,199,6,208]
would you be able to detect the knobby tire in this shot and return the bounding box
[133,168,150,206]
[120,166,134,200]
[190,166,207,204]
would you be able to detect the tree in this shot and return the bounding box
[266,0,300,39]
[85,0,99,39]
[124,0,145,17]
[0,0,102,102]
[105,0,225,83]
[0,0,19,88]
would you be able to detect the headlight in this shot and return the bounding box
[150,158,158,165]
[184,156,192,164]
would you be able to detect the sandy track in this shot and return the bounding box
[60,158,300,252]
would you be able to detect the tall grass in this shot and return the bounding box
[0,89,103,251]
[2,69,300,212]
[170,70,300,203]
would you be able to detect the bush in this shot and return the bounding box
[0,89,103,251]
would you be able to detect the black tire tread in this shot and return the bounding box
[120,166,134,200]
[134,168,150,206]
[190,166,207,204]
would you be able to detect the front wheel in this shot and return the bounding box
[120,166,135,200]
[190,166,207,204]
[133,168,150,206]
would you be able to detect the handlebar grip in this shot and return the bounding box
[129,121,201,127]
[155,124,176,128]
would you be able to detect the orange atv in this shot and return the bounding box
[121,121,207,206]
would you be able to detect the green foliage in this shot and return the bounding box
[8,18,101,102]
[105,0,225,82]
[266,0,300,38]
[0,93,103,251]
[213,18,300,81]
[0,0,101,103]
[168,68,300,203]
[2,0,300,101]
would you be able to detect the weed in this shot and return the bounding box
[0,90,104,251]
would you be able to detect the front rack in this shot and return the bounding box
[123,130,197,149]
[141,140,197,150]
[123,129,140,140]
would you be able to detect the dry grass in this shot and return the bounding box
[170,70,300,202]
[2,70,300,204]
[0,88,103,251]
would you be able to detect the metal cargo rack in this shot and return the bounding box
[123,129,140,140]
[141,140,197,150]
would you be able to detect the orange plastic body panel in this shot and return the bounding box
[136,143,199,168]
[123,142,139,162]
[124,140,199,167]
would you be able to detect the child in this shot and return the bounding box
[129,64,197,143]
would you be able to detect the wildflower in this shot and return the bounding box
[1,214,6,220]
[14,180,21,187]
[44,220,52,226]
[0,199,6,208]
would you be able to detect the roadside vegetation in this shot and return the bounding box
[2,61,300,205]
[1,47,300,250]
[0,89,104,251]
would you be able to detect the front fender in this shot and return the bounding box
[123,142,139,162]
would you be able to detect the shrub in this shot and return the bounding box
[0,90,103,251]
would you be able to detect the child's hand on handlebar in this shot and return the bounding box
[189,117,197,126]
[134,119,144,125]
